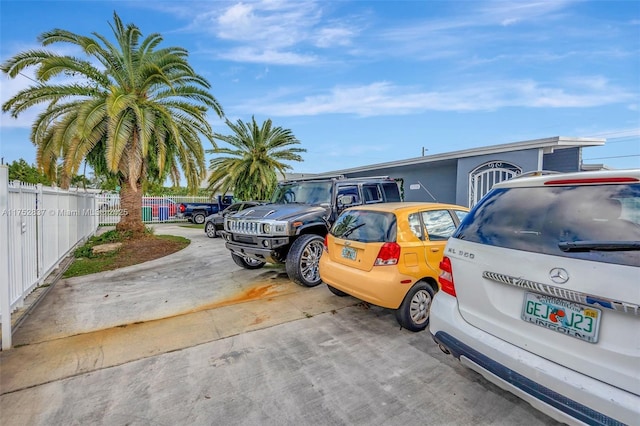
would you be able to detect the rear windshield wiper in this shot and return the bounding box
[559,241,640,252]
[341,223,366,239]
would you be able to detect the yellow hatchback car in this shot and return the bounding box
[320,202,469,331]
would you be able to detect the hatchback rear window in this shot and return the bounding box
[331,210,397,243]
[455,184,640,267]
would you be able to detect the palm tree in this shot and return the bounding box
[1,12,222,234]
[207,117,306,201]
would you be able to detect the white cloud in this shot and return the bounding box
[218,47,317,65]
[478,1,575,25]
[198,1,322,48]
[314,27,354,48]
[178,1,362,64]
[234,78,636,117]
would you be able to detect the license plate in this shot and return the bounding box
[521,292,601,343]
[341,246,357,260]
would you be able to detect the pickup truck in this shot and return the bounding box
[178,195,234,224]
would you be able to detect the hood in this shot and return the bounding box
[205,212,223,223]
[229,204,328,221]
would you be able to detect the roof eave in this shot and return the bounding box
[314,136,606,176]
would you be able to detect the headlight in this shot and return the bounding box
[262,221,288,236]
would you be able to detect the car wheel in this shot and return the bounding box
[193,212,206,224]
[205,222,218,238]
[231,253,265,270]
[286,234,324,287]
[395,281,435,332]
[327,285,348,297]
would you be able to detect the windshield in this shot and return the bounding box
[271,181,332,204]
[455,183,640,267]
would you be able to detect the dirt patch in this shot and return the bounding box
[107,235,189,269]
[64,234,190,278]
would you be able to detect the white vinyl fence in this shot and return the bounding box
[0,165,98,349]
[96,194,211,225]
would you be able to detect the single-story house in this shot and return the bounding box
[312,136,606,207]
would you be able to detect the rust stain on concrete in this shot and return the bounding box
[192,280,294,314]
[250,315,269,325]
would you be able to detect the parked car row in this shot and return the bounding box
[211,169,639,426]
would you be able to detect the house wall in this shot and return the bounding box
[344,160,458,204]
[543,147,581,172]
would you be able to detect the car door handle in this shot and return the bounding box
[430,248,440,252]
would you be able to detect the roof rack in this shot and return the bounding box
[282,174,392,183]
[341,175,391,180]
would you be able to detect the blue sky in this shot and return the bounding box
[1,0,639,179]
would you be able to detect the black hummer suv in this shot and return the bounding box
[220,176,402,287]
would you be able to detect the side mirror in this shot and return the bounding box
[337,194,356,208]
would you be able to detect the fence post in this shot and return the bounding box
[37,183,44,282]
[0,166,11,349]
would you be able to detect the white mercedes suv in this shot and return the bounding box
[430,169,639,425]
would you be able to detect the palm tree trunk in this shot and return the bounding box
[58,169,71,190]
[116,180,145,234]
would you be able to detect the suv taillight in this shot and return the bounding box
[438,257,456,296]
[179,204,185,213]
[375,242,400,266]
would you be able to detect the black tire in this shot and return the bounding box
[231,253,265,270]
[205,222,218,238]
[327,285,348,297]
[193,211,206,224]
[394,281,435,332]
[286,234,325,287]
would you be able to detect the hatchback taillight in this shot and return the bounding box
[375,242,400,266]
[438,256,456,296]
[324,234,329,252]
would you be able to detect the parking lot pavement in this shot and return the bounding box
[1,305,559,425]
[0,224,560,425]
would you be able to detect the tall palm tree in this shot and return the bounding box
[1,12,222,234]
[207,117,306,201]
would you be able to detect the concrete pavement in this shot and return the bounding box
[0,224,559,425]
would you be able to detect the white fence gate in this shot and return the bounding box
[95,194,211,225]
[0,165,98,349]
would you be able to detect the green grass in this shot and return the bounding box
[63,252,121,277]
[71,229,132,259]
[179,223,204,229]
[63,231,189,278]
[155,234,190,244]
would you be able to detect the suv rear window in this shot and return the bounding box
[382,182,402,202]
[331,210,397,243]
[455,184,640,267]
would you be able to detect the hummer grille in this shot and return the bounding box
[227,219,262,235]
